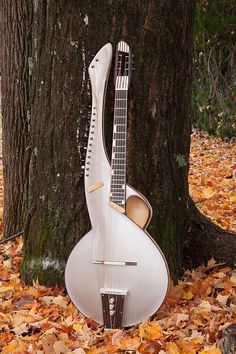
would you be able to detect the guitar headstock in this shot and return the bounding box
[114,41,132,91]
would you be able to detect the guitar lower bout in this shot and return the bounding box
[126,195,151,229]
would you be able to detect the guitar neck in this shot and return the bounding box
[110,89,128,208]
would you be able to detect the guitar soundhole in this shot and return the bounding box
[101,292,126,329]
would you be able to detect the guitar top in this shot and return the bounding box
[65,41,169,329]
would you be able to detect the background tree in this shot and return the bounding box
[193,0,236,138]
[0,0,235,286]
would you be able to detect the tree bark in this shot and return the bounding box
[0,0,31,238]
[1,0,235,286]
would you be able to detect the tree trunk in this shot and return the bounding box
[1,0,235,286]
[21,0,92,284]
[21,0,197,284]
[0,0,31,238]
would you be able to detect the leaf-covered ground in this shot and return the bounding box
[189,131,236,232]
[0,131,235,354]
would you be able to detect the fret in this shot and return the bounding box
[111,170,125,173]
[112,158,126,161]
[111,164,126,167]
[113,142,126,146]
[114,117,126,122]
[114,128,126,133]
[112,199,125,202]
[112,152,126,155]
[111,169,126,173]
[112,164,126,167]
[114,125,126,133]
[110,195,125,198]
[113,153,125,158]
[112,156,125,160]
[111,175,125,180]
[113,149,125,153]
[110,199,125,202]
[111,192,125,195]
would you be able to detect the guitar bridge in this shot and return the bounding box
[100,288,128,329]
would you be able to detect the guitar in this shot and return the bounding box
[65,41,169,329]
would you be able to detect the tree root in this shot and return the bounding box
[183,198,236,269]
[220,324,236,354]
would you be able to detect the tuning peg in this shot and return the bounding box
[81,165,85,169]
[84,147,87,150]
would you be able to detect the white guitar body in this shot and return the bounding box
[65,43,169,328]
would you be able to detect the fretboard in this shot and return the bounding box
[110,89,127,207]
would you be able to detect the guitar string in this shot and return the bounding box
[111,88,119,299]
[111,74,119,299]
[117,89,124,299]
[92,67,107,315]
[99,90,106,296]
[109,88,117,326]
[92,92,104,308]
